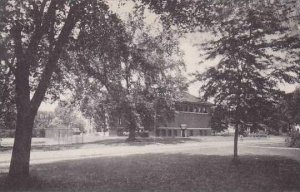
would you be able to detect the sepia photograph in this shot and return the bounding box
[0,0,300,191]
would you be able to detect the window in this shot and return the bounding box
[156,129,160,137]
[193,107,197,112]
[168,130,172,136]
[174,130,177,136]
[184,105,187,111]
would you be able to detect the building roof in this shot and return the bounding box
[178,92,212,105]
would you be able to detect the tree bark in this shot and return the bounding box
[127,124,136,141]
[233,122,239,162]
[8,20,34,180]
[126,105,137,142]
[8,109,37,180]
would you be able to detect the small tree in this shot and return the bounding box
[79,92,112,132]
[194,1,298,161]
[54,100,77,128]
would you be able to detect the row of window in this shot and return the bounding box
[156,129,210,137]
[189,130,209,136]
[175,105,208,113]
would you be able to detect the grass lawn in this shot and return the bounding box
[1,154,300,192]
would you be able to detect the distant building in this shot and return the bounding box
[156,92,212,137]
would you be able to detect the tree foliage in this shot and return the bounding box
[0,60,16,130]
[210,105,229,132]
[51,100,86,132]
[69,5,187,140]
[0,1,16,130]
[54,100,77,127]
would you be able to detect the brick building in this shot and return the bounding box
[109,92,212,137]
[156,92,212,137]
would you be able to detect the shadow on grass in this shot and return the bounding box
[1,154,300,192]
[79,137,199,146]
[10,137,201,152]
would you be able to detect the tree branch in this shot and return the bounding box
[26,0,61,58]
[4,57,16,75]
[40,0,49,13]
[12,20,31,110]
[30,1,85,112]
[11,21,24,64]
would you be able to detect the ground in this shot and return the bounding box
[0,136,300,192]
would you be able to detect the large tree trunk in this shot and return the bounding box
[125,106,138,142]
[8,110,36,180]
[127,124,136,141]
[8,20,34,181]
[233,123,239,162]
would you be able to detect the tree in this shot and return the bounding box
[1,0,94,180]
[194,1,299,161]
[2,0,150,180]
[70,5,187,141]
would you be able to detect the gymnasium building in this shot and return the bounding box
[155,92,212,137]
